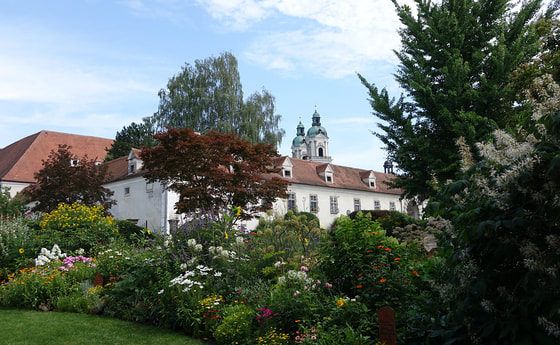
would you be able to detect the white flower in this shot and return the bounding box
[194,244,203,252]
[235,236,244,245]
[214,271,222,277]
[158,289,165,295]
[187,238,196,248]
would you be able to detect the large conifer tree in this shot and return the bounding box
[359,0,544,202]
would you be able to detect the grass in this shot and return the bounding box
[0,308,207,345]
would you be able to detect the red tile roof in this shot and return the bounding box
[272,157,402,195]
[0,130,113,183]
[103,152,402,196]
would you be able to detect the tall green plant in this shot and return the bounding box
[426,74,560,344]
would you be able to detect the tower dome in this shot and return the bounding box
[306,109,328,137]
[292,121,306,146]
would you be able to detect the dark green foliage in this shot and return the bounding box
[105,119,158,161]
[359,0,544,202]
[115,220,150,244]
[426,119,560,343]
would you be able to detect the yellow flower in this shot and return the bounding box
[225,231,228,240]
[336,298,347,308]
[236,206,242,216]
[19,248,24,254]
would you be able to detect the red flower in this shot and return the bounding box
[358,273,363,277]
[412,270,419,276]
[356,285,363,289]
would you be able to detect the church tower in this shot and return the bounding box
[291,119,308,160]
[291,107,332,163]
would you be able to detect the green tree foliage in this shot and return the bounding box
[359,0,544,201]
[153,52,285,148]
[426,58,560,344]
[105,118,158,161]
[23,145,115,213]
[140,128,289,218]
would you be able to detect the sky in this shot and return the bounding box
[0,0,410,171]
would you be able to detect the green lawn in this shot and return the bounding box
[0,308,207,345]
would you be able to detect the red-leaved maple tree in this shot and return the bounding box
[140,128,288,218]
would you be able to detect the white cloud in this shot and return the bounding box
[195,0,404,78]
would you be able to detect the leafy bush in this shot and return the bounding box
[114,219,150,244]
[213,304,255,344]
[38,203,117,254]
[0,216,38,280]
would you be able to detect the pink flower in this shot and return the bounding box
[300,266,309,271]
[294,290,300,297]
[325,283,332,288]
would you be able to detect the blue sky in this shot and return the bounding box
[0,0,408,171]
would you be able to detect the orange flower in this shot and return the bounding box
[356,285,363,288]
[394,258,400,261]
[377,245,384,248]
[379,279,387,283]
[371,231,377,234]
[366,250,372,253]
[358,273,363,277]
[385,248,392,252]
[412,270,419,275]
[373,266,378,269]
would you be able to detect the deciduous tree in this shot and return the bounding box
[24,145,115,213]
[359,0,545,202]
[140,128,288,218]
[153,52,285,148]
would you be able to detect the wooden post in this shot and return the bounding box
[94,273,104,287]
[378,306,397,345]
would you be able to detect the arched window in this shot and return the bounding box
[318,147,324,157]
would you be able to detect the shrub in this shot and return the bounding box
[114,219,150,244]
[38,203,117,254]
[213,304,255,344]
[0,216,38,281]
[0,265,72,310]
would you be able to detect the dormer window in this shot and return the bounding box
[277,157,294,179]
[283,168,292,178]
[127,149,143,175]
[70,159,79,167]
[361,171,376,189]
[317,163,334,184]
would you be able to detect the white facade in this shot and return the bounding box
[246,183,405,229]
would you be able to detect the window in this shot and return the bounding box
[354,198,361,212]
[318,147,324,157]
[369,180,376,188]
[129,164,135,174]
[70,159,79,167]
[287,193,296,211]
[284,169,291,178]
[310,194,318,213]
[330,196,338,214]
[390,202,396,211]
[124,187,130,196]
[374,200,381,210]
[326,175,332,183]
